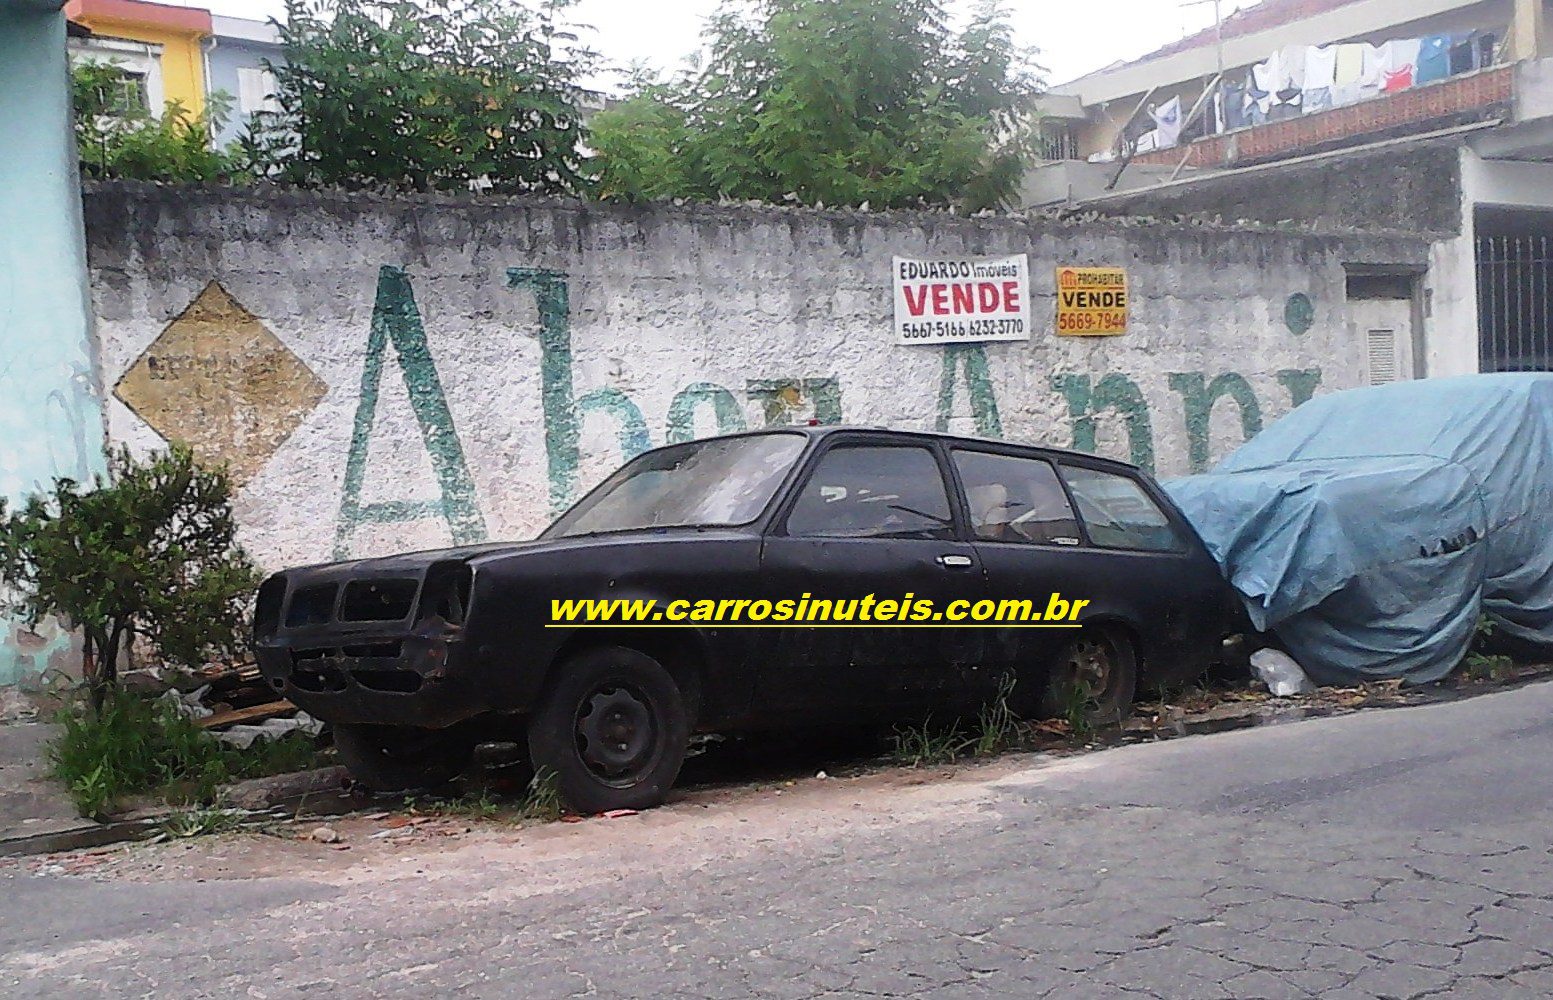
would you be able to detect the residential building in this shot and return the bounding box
[64,0,211,119]
[206,14,283,148]
[1049,0,1542,172]
[1039,0,1553,389]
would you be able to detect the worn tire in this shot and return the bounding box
[1039,627,1139,727]
[528,646,691,814]
[333,723,476,792]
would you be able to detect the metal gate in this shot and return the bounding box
[1477,234,1553,372]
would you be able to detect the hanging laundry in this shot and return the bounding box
[1133,129,1160,154]
[1221,79,1250,130]
[1305,45,1338,87]
[1477,33,1498,68]
[1279,44,1308,91]
[1149,96,1183,149]
[1250,55,1279,118]
[1448,32,1479,75]
[1357,43,1387,98]
[1331,43,1368,107]
[1269,88,1302,121]
[1381,38,1421,92]
[1416,33,1452,85]
[1302,45,1337,115]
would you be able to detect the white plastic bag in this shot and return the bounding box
[1250,648,1316,697]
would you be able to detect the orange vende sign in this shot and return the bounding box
[1055,267,1128,337]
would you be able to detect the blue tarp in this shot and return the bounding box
[1165,374,1553,685]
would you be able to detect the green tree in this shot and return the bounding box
[245,0,597,194]
[590,0,1040,211]
[71,61,238,183]
[0,447,260,706]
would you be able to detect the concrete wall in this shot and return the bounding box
[0,2,108,686]
[82,184,1431,572]
[1080,137,1467,235]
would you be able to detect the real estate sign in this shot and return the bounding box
[893,254,1031,346]
[1055,266,1129,337]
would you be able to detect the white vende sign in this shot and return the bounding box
[892,253,1031,346]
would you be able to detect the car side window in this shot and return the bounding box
[952,450,1082,546]
[785,445,954,540]
[1059,465,1185,553]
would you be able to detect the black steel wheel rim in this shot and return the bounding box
[574,681,661,787]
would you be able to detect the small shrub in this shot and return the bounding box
[0,445,260,705]
[72,62,241,183]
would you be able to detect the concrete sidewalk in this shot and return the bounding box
[0,723,150,857]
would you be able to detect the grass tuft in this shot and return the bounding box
[519,767,565,823]
[49,687,322,819]
[161,804,246,839]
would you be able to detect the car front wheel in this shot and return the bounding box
[333,723,476,792]
[528,646,691,814]
[1040,627,1138,727]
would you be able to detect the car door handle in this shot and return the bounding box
[936,554,975,569]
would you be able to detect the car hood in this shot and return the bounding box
[286,528,756,576]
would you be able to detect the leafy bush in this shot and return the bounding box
[244,0,596,194]
[49,687,319,818]
[72,61,240,183]
[0,446,260,702]
[590,0,1041,211]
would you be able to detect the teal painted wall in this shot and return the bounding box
[0,3,109,686]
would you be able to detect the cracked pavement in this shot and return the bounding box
[5,681,1553,998]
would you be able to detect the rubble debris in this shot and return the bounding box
[309,826,341,844]
[1250,649,1316,697]
[197,700,296,731]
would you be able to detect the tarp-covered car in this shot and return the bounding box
[1165,373,1553,686]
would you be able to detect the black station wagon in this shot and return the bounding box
[254,428,1232,812]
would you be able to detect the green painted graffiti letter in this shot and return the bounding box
[936,345,1002,437]
[1168,373,1264,474]
[1051,373,1155,472]
[335,266,487,559]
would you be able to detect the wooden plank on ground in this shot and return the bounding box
[197,699,295,730]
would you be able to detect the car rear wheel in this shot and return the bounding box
[333,723,477,792]
[1040,627,1138,727]
[528,646,691,814]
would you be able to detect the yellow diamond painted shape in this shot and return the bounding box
[115,282,326,487]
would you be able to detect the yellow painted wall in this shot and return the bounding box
[72,17,206,118]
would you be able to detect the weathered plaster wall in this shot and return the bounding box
[1079,138,1466,235]
[0,4,108,686]
[83,184,1431,571]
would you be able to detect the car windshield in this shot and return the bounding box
[545,433,807,538]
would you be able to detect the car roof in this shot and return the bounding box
[661,425,1144,474]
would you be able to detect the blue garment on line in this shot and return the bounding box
[1416,33,1452,84]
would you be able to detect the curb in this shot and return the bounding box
[0,818,161,858]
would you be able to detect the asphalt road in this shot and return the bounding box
[5,682,1553,998]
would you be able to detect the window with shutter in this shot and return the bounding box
[1367,328,1399,385]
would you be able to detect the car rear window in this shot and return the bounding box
[1060,465,1186,553]
[953,450,1082,547]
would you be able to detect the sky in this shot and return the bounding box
[192,0,1255,91]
